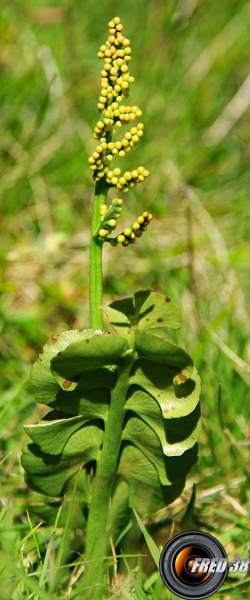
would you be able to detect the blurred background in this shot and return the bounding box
[1,0,250,597]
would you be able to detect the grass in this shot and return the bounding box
[1,0,250,598]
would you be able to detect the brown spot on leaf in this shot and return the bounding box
[62,379,73,389]
[177,371,187,382]
[35,348,44,360]
[86,339,89,343]
[46,334,60,345]
[146,318,150,322]
[157,318,163,322]
[157,394,161,397]
[52,334,60,342]
[165,296,171,302]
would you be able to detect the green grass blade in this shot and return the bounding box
[17,518,43,551]
[122,555,149,600]
[13,567,55,600]
[26,509,43,570]
[132,509,160,567]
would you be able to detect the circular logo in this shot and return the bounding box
[159,531,228,599]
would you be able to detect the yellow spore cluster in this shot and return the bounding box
[97,203,152,247]
[88,16,150,193]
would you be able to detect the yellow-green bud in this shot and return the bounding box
[117,234,125,243]
[124,227,132,237]
[113,167,121,176]
[99,229,108,238]
[132,222,140,231]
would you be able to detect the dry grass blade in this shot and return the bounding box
[204,72,250,144]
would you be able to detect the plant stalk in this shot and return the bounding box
[89,179,109,330]
[83,353,134,597]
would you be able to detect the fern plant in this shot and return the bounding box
[21,16,201,598]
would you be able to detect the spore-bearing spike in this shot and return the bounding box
[91,18,152,248]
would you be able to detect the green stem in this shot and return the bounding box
[83,353,134,596]
[89,179,109,329]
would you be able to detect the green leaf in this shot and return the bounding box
[30,329,97,403]
[123,414,173,485]
[102,299,131,336]
[21,422,103,497]
[48,385,110,420]
[51,330,127,380]
[24,413,89,455]
[135,331,192,369]
[118,444,185,514]
[135,290,181,331]
[102,290,181,334]
[129,359,200,419]
[107,477,130,541]
[22,291,201,525]
[123,410,200,483]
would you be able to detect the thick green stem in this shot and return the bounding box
[89,179,109,329]
[83,352,134,596]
